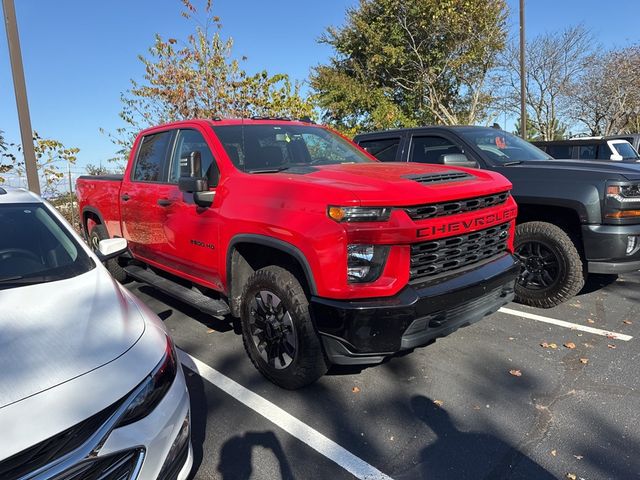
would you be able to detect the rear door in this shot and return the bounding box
[120,129,175,264]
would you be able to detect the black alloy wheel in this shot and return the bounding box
[249,290,298,369]
[515,240,561,290]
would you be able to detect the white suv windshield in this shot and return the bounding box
[0,204,94,289]
[611,141,640,160]
[212,124,374,173]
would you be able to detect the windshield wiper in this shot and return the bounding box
[246,166,292,174]
[0,275,47,288]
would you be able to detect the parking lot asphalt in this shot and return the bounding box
[126,272,640,480]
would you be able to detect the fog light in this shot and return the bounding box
[347,244,389,283]
[626,236,639,255]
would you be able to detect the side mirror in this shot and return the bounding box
[178,151,215,208]
[97,237,127,261]
[610,153,623,161]
[440,153,479,169]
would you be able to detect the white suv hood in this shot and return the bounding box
[0,267,145,408]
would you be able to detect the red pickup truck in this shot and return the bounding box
[77,118,520,388]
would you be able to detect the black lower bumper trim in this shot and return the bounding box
[588,259,640,274]
[311,254,519,365]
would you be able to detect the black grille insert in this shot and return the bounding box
[410,222,510,282]
[55,448,144,480]
[403,170,473,185]
[405,191,510,221]
[0,401,122,480]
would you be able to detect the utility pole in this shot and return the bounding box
[519,0,527,140]
[67,161,75,228]
[2,0,40,194]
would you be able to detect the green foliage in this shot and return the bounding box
[85,163,111,176]
[107,0,315,165]
[311,0,508,133]
[513,118,566,141]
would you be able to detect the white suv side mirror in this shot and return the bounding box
[97,237,128,261]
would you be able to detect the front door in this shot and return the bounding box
[161,128,223,291]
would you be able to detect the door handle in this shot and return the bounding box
[157,198,173,207]
[121,193,130,201]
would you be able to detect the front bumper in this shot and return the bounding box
[99,365,193,480]
[582,224,640,274]
[311,254,519,365]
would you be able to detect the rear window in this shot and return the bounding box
[358,138,400,162]
[133,131,172,182]
[546,145,573,159]
[0,204,94,289]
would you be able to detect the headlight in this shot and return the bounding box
[347,244,389,283]
[606,183,640,201]
[328,206,391,222]
[116,336,178,427]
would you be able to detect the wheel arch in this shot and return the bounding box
[226,234,317,317]
[81,207,105,240]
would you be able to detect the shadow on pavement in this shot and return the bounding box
[402,395,555,480]
[217,431,295,480]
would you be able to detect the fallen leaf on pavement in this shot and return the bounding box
[352,386,361,393]
[551,449,557,456]
[473,405,481,410]
[564,342,576,349]
[623,320,632,325]
[574,455,584,460]
[206,328,215,334]
[579,358,589,364]
[607,333,617,339]
[541,342,558,349]
[566,474,577,480]
[509,369,522,377]
[433,400,444,407]
[587,319,595,324]
[608,344,617,349]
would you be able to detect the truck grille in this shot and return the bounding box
[404,191,510,221]
[410,222,510,282]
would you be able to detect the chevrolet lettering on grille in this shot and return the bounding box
[417,207,517,238]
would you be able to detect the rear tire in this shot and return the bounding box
[240,265,328,389]
[514,221,585,308]
[89,224,129,283]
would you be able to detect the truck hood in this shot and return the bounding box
[0,268,145,408]
[502,159,640,181]
[281,162,511,205]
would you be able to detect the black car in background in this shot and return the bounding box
[533,138,640,162]
[355,126,640,308]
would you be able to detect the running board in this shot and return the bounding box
[125,265,230,317]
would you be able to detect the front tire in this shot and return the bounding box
[89,224,129,283]
[240,266,328,389]
[514,221,585,308]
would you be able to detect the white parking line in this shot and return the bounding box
[178,349,393,480]
[499,307,633,341]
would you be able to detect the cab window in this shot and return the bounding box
[133,131,172,182]
[169,129,218,185]
[358,138,400,162]
[410,136,462,164]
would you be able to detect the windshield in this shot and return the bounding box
[611,141,640,160]
[212,124,374,173]
[457,127,552,163]
[0,203,94,289]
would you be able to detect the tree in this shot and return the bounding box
[310,0,508,134]
[499,25,593,140]
[106,0,315,164]
[0,131,79,197]
[567,45,640,136]
[85,163,111,176]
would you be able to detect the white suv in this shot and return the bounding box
[0,187,192,479]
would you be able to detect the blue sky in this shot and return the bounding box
[1,0,639,180]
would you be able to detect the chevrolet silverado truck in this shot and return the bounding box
[355,126,640,308]
[77,119,519,389]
